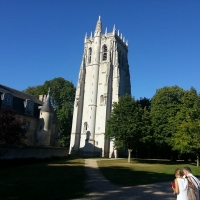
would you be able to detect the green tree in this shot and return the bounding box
[105,94,142,162]
[23,85,44,99]
[24,77,75,147]
[171,88,200,166]
[137,98,153,158]
[150,86,185,158]
[0,109,26,145]
[137,97,151,111]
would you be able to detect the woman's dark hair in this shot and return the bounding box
[183,166,192,173]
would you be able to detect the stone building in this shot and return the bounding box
[69,17,131,157]
[0,84,60,147]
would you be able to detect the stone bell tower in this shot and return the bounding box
[69,16,131,157]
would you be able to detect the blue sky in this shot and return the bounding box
[0,0,200,100]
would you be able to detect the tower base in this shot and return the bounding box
[70,139,102,157]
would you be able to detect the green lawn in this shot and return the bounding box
[0,157,86,200]
[97,158,200,186]
[2,157,200,200]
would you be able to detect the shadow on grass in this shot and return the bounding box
[99,166,174,186]
[132,158,189,165]
[0,156,71,168]
[0,155,87,169]
[132,158,197,168]
[0,158,87,200]
[97,158,199,187]
[1,157,197,200]
[81,159,176,200]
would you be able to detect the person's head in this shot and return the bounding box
[174,168,184,178]
[183,166,192,176]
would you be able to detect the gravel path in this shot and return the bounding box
[74,159,176,200]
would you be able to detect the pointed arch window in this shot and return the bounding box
[102,45,107,61]
[88,48,92,64]
[84,122,88,132]
[100,95,104,105]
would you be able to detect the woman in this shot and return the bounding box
[172,168,189,200]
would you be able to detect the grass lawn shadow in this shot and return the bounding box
[133,158,188,165]
[0,157,87,200]
[98,166,174,186]
[97,158,200,187]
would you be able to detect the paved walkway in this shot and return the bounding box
[74,159,176,200]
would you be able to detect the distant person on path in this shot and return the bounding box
[183,166,200,200]
[172,168,188,200]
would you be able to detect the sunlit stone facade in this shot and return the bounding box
[69,17,131,157]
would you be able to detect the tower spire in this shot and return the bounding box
[84,32,87,43]
[94,16,102,36]
[112,24,116,35]
[105,27,107,35]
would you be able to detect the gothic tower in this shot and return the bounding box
[69,17,131,157]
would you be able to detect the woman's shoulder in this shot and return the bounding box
[177,177,187,181]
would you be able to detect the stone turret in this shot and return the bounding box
[36,89,53,146]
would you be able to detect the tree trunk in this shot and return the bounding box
[197,153,199,167]
[114,149,118,158]
[128,149,132,163]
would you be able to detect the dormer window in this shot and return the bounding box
[102,45,107,61]
[1,93,13,109]
[88,48,92,64]
[24,99,34,116]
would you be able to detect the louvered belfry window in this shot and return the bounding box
[102,45,107,61]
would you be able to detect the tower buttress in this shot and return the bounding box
[87,17,102,143]
[69,55,86,153]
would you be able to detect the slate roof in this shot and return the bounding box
[0,84,42,104]
[0,84,43,118]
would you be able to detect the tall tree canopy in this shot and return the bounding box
[171,88,200,166]
[137,98,153,156]
[150,86,200,163]
[150,86,185,156]
[105,95,152,160]
[105,94,141,150]
[24,77,75,147]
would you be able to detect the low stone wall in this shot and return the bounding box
[0,146,69,160]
